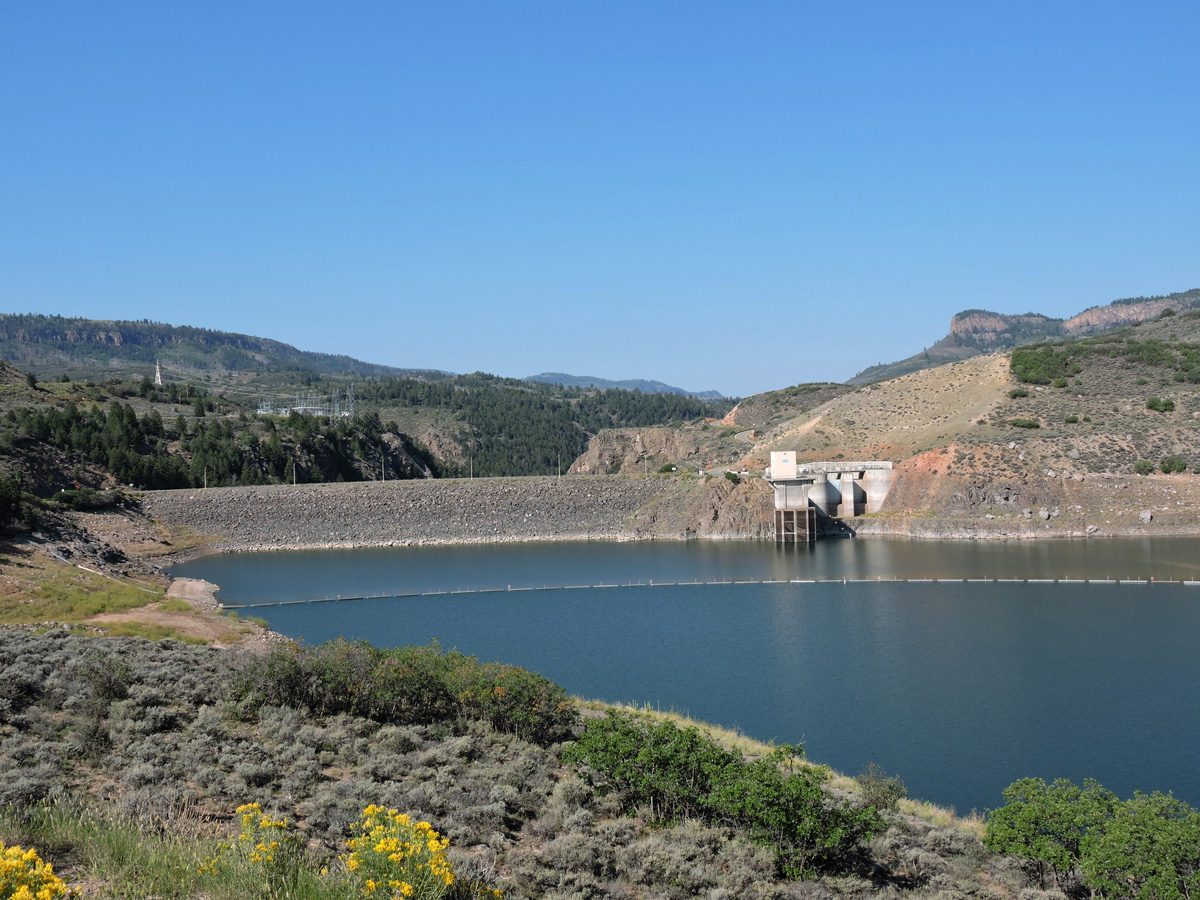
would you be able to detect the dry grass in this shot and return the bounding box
[0,545,162,625]
[755,354,1015,463]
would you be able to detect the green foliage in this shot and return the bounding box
[1011,346,1075,384]
[1146,397,1175,412]
[0,473,24,527]
[49,487,122,511]
[1051,378,1068,388]
[358,373,729,478]
[724,470,741,484]
[1134,460,1155,475]
[198,803,310,900]
[230,640,576,745]
[1008,388,1029,398]
[1009,419,1041,429]
[856,762,907,811]
[656,463,676,473]
[984,777,1116,891]
[563,710,736,823]
[1,403,437,489]
[1064,415,1079,424]
[1080,791,1200,900]
[564,710,884,878]
[1161,455,1187,474]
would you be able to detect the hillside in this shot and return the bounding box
[526,371,724,398]
[849,287,1200,385]
[0,313,440,386]
[0,315,734,478]
[724,308,1200,536]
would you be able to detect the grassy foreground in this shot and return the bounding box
[0,629,1029,898]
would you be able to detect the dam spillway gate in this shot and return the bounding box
[766,455,895,544]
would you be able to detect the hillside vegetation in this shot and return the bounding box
[0,628,1042,899]
[849,287,1200,385]
[753,309,1200,475]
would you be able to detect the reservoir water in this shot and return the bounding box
[173,537,1200,815]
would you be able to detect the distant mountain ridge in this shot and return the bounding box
[526,372,724,399]
[0,313,442,381]
[849,287,1200,385]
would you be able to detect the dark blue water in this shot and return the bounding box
[174,538,1200,814]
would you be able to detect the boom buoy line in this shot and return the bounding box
[217,576,1200,609]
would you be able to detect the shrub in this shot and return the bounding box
[1146,397,1175,412]
[230,640,576,745]
[724,471,741,484]
[984,777,1115,892]
[857,761,907,811]
[1161,455,1187,474]
[1011,347,1074,384]
[346,805,469,900]
[1134,460,1155,475]
[1080,791,1200,900]
[1051,378,1068,388]
[565,710,883,878]
[1008,388,1029,399]
[1064,415,1079,424]
[450,660,576,746]
[0,474,25,527]
[0,840,70,899]
[1009,419,1040,429]
[198,802,312,899]
[49,488,122,511]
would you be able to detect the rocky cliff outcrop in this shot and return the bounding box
[1063,292,1200,334]
[948,311,1061,345]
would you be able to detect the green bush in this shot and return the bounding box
[1008,388,1029,398]
[1064,415,1079,424]
[857,761,907,811]
[1009,419,1040,429]
[1011,347,1075,384]
[1051,378,1068,388]
[985,777,1116,891]
[1134,460,1155,475]
[1081,791,1200,900]
[1161,455,1187,474]
[1146,397,1175,412]
[565,710,883,878]
[724,471,741,484]
[0,474,24,526]
[50,488,122,511]
[230,640,576,745]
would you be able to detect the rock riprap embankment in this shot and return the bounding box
[142,477,676,551]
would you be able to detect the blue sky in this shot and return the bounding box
[2,2,1196,397]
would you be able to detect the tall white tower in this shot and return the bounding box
[154,360,162,386]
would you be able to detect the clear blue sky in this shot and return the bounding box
[2,2,1196,397]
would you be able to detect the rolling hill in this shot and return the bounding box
[849,287,1200,385]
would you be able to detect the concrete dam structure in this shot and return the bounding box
[765,453,896,542]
